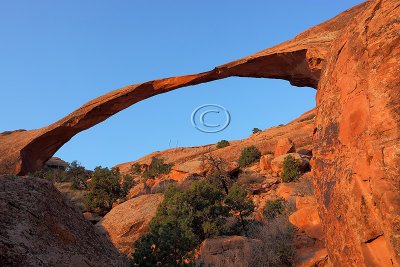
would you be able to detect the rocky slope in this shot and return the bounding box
[107,109,326,266]
[1,1,399,266]
[116,109,315,176]
[0,175,126,267]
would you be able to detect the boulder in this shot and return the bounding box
[271,153,310,175]
[274,138,295,157]
[196,236,262,267]
[96,194,163,256]
[127,183,147,199]
[259,154,273,171]
[0,175,126,267]
[289,196,324,241]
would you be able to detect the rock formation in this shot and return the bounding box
[0,175,126,267]
[1,0,399,265]
[312,1,400,265]
[0,1,363,176]
[96,194,164,256]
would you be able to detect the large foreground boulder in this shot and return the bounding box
[0,175,126,267]
[96,194,164,256]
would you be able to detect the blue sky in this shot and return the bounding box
[0,1,364,169]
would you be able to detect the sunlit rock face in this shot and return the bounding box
[0,0,399,265]
[313,0,400,265]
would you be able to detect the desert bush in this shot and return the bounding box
[252,128,262,134]
[216,139,230,149]
[224,184,255,236]
[264,198,286,219]
[238,146,261,168]
[83,167,134,215]
[201,153,232,194]
[141,157,172,181]
[130,163,142,174]
[29,160,90,190]
[249,215,295,267]
[68,161,90,190]
[281,155,301,183]
[131,181,228,266]
[237,172,264,186]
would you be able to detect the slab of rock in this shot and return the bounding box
[289,196,324,241]
[0,175,126,267]
[259,154,273,171]
[127,183,147,199]
[96,194,163,256]
[196,236,262,267]
[274,138,295,157]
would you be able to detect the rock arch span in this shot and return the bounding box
[1,1,399,266]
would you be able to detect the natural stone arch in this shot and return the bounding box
[1,1,399,266]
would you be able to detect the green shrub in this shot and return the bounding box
[130,163,142,174]
[281,155,301,183]
[29,160,89,190]
[252,128,262,134]
[238,146,261,168]
[224,184,255,236]
[141,157,172,181]
[131,181,228,266]
[216,140,230,149]
[83,167,134,215]
[264,198,285,219]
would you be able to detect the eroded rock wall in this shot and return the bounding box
[313,0,400,265]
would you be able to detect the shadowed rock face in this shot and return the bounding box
[1,0,399,265]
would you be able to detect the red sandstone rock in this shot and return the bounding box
[96,194,163,256]
[259,154,273,171]
[312,1,400,265]
[274,138,296,157]
[0,175,126,266]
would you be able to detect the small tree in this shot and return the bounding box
[131,181,228,266]
[83,167,132,215]
[216,140,230,149]
[252,128,262,134]
[130,163,142,174]
[201,153,232,194]
[238,146,261,168]
[68,160,89,190]
[224,184,255,236]
[142,157,172,181]
[264,198,285,219]
[281,155,301,183]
